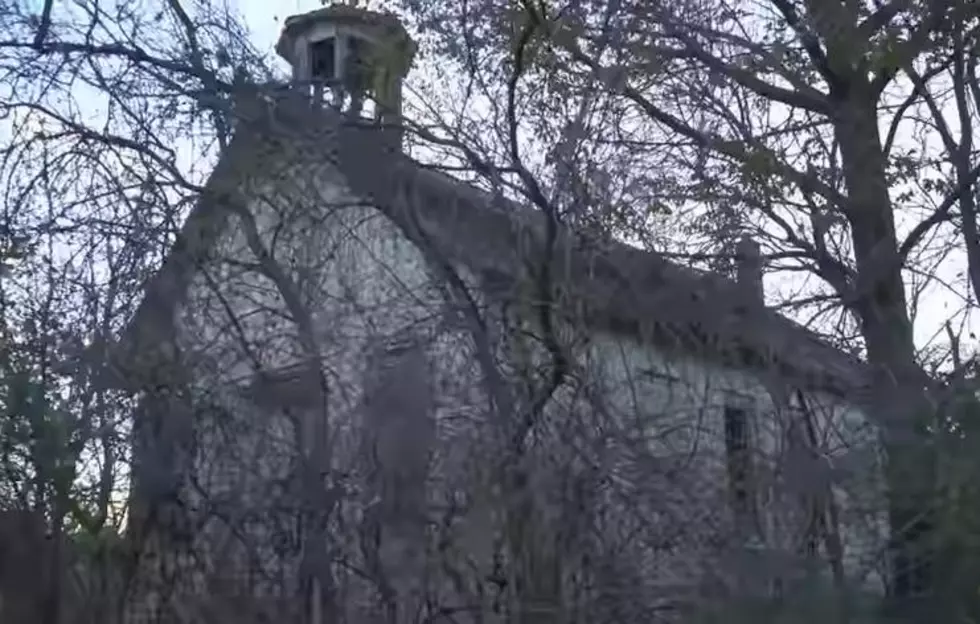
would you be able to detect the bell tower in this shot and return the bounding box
[275,4,415,128]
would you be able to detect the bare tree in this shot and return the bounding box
[392,0,980,619]
[0,0,273,621]
[4,0,979,622]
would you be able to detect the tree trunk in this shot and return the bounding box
[834,87,937,618]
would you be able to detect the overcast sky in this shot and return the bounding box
[237,0,327,58]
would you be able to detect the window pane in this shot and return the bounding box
[724,405,754,524]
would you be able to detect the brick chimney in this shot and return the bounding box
[735,235,764,303]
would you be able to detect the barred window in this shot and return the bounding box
[724,404,754,527]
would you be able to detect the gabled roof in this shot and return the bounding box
[112,89,870,399]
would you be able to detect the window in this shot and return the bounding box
[724,405,756,529]
[344,36,369,91]
[362,335,434,527]
[309,38,336,81]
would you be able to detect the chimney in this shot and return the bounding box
[735,235,764,303]
[275,4,415,142]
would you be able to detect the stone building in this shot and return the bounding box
[111,5,886,623]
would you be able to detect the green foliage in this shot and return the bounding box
[0,342,76,510]
[932,386,980,621]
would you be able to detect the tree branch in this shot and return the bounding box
[870,0,950,94]
[31,0,55,50]
[0,39,234,95]
[858,0,914,38]
[768,0,843,92]
[899,161,980,259]
[660,23,832,114]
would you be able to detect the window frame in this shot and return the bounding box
[722,393,760,537]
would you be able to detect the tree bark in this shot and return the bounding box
[834,84,937,617]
